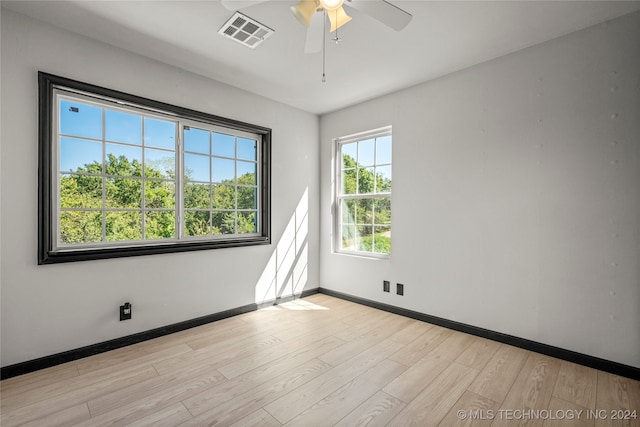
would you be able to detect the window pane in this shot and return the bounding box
[237,161,256,185]
[342,143,357,168]
[144,117,176,150]
[212,211,235,235]
[342,168,356,195]
[184,183,210,209]
[212,185,235,210]
[375,166,392,192]
[106,211,142,241]
[105,109,142,145]
[237,187,257,209]
[376,135,392,164]
[60,137,102,173]
[106,178,142,208]
[237,138,257,161]
[184,153,210,182]
[213,132,235,158]
[336,130,391,257]
[184,210,210,237]
[212,158,235,183]
[238,211,257,234]
[60,100,102,140]
[356,225,374,252]
[358,138,375,166]
[105,143,142,177]
[145,211,175,239]
[357,167,375,194]
[184,127,210,154]
[60,210,102,244]
[356,198,373,225]
[341,199,355,225]
[341,225,356,250]
[374,198,391,225]
[60,174,102,208]
[145,180,175,209]
[145,148,175,179]
[373,225,391,254]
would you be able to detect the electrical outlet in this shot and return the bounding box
[383,280,390,292]
[120,302,132,321]
[396,283,404,296]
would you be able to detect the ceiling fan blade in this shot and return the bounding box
[304,12,324,54]
[344,0,412,31]
[221,0,270,11]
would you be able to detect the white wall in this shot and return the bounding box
[320,12,640,368]
[0,9,319,367]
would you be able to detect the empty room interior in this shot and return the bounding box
[1,0,639,426]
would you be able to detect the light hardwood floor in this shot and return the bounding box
[1,294,639,426]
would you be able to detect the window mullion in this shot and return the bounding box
[339,193,390,201]
[209,130,213,237]
[355,142,360,195]
[234,136,238,234]
[176,122,183,240]
[141,122,146,241]
[101,107,107,243]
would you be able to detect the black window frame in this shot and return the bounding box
[38,72,271,264]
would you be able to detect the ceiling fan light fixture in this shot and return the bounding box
[290,0,318,27]
[328,6,351,32]
[318,0,343,11]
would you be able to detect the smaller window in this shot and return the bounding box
[335,127,392,257]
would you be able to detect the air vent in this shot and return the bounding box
[218,12,274,49]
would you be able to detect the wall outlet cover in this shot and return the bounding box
[120,302,132,321]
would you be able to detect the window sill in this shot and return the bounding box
[333,250,391,261]
[40,237,270,264]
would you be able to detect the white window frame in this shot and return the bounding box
[181,120,262,241]
[53,89,183,250]
[334,126,392,258]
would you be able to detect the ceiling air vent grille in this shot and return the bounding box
[218,12,274,49]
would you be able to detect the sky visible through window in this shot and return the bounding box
[59,99,177,173]
[59,99,257,182]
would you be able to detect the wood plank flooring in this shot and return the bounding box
[1,294,639,426]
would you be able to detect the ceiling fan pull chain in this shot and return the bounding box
[322,9,327,83]
[332,9,341,44]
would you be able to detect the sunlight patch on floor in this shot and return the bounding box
[278,300,329,311]
[258,306,282,311]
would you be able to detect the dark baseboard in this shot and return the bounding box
[0,288,319,380]
[4,286,637,381]
[318,288,640,381]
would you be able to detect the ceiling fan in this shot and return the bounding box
[220,0,413,53]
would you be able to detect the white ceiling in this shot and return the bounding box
[3,1,640,114]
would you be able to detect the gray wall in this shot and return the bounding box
[0,9,319,367]
[320,12,640,368]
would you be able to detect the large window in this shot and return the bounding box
[39,72,271,264]
[335,127,392,257]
